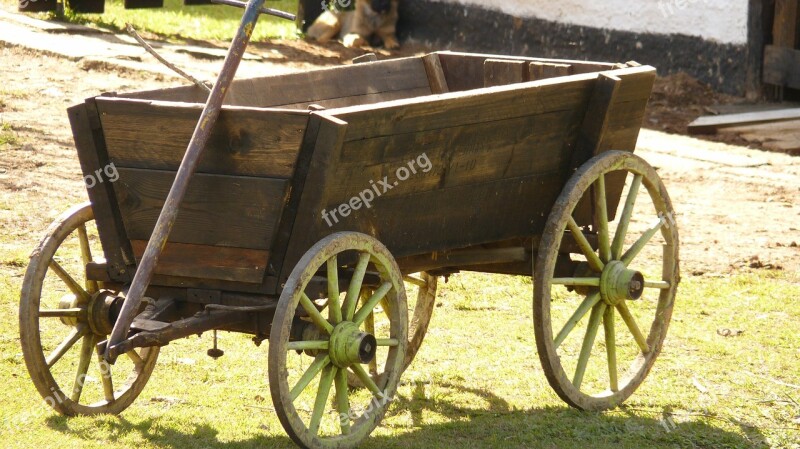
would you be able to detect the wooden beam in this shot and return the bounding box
[773,0,799,48]
[422,53,449,94]
[688,106,800,134]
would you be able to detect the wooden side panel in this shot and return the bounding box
[97,98,307,178]
[437,51,618,92]
[530,62,574,81]
[114,167,288,249]
[280,66,656,281]
[484,59,529,87]
[130,241,267,283]
[117,57,432,108]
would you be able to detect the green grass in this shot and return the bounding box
[0,122,19,147]
[1,256,798,448]
[5,0,298,41]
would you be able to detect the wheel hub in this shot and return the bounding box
[328,321,377,368]
[600,261,644,306]
[58,294,80,326]
[87,291,123,336]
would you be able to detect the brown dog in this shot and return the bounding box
[307,0,400,49]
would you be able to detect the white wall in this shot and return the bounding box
[447,0,749,45]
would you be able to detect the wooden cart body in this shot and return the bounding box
[69,51,655,301]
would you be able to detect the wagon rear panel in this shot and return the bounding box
[118,57,436,110]
[74,97,309,289]
[281,64,655,279]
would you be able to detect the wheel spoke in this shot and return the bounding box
[566,217,604,272]
[554,291,602,349]
[645,280,671,289]
[309,365,335,435]
[300,293,334,334]
[616,301,650,353]
[403,275,426,288]
[126,350,144,370]
[46,324,87,368]
[334,367,351,435]
[96,346,115,403]
[351,364,383,397]
[551,277,600,287]
[603,306,618,392]
[286,341,330,351]
[39,308,83,318]
[611,174,642,260]
[376,338,399,347]
[343,252,371,320]
[327,256,342,324]
[70,333,96,402]
[290,355,330,401]
[573,302,607,389]
[353,281,393,326]
[620,216,667,267]
[76,223,99,293]
[49,260,90,303]
[594,174,611,263]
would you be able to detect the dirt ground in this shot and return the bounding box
[1,36,799,279]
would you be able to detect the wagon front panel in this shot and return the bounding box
[80,97,309,292]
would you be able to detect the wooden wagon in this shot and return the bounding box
[19,4,679,448]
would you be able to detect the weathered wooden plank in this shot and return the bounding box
[334,109,584,200]
[114,167,288,249]
[273,87,432,110]
[120,57,431,108]
[773,0,799,48]
[129,240,267,283]
[97,97,307,178]
[437,51,617,92]
[688,105,800,134]
[422,53,450,94]
[484,59,529,87]
[763,45,800,90]
[331,65,656,142]
[68,99,135,282]
[529,62,574,80]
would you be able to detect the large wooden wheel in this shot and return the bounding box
[269,232,407,449]
[534,151,679,410]
[19,203,159,415]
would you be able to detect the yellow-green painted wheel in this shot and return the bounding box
[269,232,407,449]
[534,151,679,410]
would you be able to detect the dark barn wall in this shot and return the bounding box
[397,0,753,96]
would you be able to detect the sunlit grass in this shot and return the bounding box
[2,249,798,448]
[3,0,299,41]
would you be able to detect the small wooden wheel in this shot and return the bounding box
[269,232,407,449]
[19,203,159,415]
[534,151,679,411]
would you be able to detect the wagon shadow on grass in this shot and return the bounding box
[44,382,765,449]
